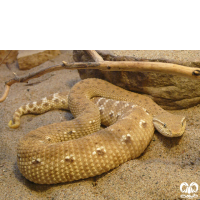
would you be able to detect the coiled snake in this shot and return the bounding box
[9,78,186,184]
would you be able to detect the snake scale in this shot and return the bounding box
[9,78,186,184]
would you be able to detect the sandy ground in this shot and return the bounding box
[0,51,200,200]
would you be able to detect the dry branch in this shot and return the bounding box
[1,50,200,102]
[0,64,65,102]
[62,61,200,79]
[85,50,104,62]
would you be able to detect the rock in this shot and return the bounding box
[0,50,18,64]
[17,50,61,70]
[74,50,200,110]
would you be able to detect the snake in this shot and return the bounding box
[8,78,186,184]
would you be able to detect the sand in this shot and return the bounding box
[0,51,199,200]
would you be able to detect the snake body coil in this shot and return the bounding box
[9,78,186,184]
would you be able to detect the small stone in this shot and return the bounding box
[17,50,61,70]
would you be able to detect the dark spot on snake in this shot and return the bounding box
[22,105,26,110]
[29,103,33,108]
[142,122,147,128]
[124,136,131,143]
[68,131,73,134]
[116,114,120,119]
[65,157,74,162]
[37,100,43,106]
[32,160,40,164]
[54,99,59,103]
[44,103,49,107]
[62,100,66,104]
[96,150,105,155]
[38,108,42,112]
[100,109,103,115]
[109,113,114,118]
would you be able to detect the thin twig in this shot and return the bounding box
[5,64,65,86]
[0,64,65,102]
[6,63,18,78]
[0,85,10,102]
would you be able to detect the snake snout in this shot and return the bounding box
[171,116,186,137]
[153,114,186,137]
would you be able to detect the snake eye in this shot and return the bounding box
[163,123,167,128]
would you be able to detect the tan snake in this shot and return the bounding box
[9,78,186,184]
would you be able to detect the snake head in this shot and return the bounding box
[153,113,186,137]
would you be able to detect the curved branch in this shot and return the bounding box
[0,85,10,102]
[0,64,65,102]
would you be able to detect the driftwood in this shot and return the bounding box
[0,50,200,102]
